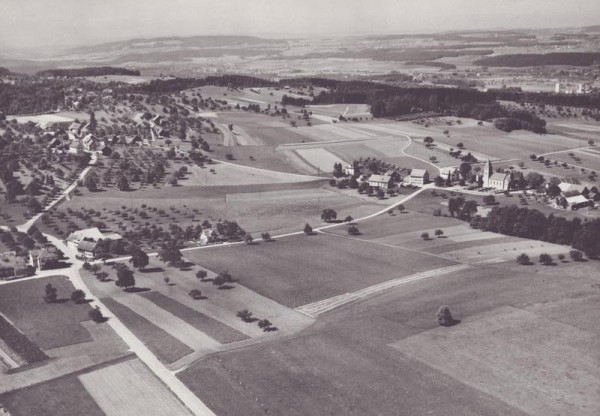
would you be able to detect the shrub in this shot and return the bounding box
[570,250,583,262]
[189,289,203,299]
[236,309,254,322]
[421,232,430,240]
[347,225,360,236]
[557,253,565,262]
[436,306,454,326]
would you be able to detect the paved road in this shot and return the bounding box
[43,234,216,416]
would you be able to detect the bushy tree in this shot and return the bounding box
[71,289,86,304]
[304,223,313,235]
[129,248,149,270]
[89,306,104,323]
[421,232,430,240]
[44,283,57,303]
[569,250,583,262]
[437,306,455,326]
[516,253,531,265]
[321,208,337,222]
[348,225,360,235]
[539,253,553,265]
[115,267,135,290]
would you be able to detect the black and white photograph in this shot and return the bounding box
[0,1,599,415]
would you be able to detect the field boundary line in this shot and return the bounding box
[296,263,471,318]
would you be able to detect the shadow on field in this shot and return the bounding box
[125,287,151,293]
[140,267,164,273]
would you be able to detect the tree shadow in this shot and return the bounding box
[124,287,151,293]
[190,295,208,300]
[264,326,279,332]
[440,318,461,327]
[140,267,164,273]
[167,282,176,286]
[218,284,235,290]
[54,298,70,304]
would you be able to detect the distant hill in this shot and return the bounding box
[474,52,600,67]
[0,67,11,75]
[66,35,285,55]
[36,66,141,77]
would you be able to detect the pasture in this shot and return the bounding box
[101,297,194,364]
[178,257,600,416]
[78,358,193,416]
[392,306,600,416]
[84,257,312,342]
[0,276,93,350]
[185,232,457,308]
[0,372,105,416]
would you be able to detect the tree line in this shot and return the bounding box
[471,205,600,258]
[36,66,141,77]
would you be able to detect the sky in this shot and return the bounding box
[1,0,599,49]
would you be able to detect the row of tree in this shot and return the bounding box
[471,205,600,258]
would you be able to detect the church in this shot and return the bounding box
[482,160,511,192]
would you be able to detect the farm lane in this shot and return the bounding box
[17,152,98,234]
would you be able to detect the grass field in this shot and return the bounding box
[101,297,193,364]
[392,306,600,416]
[185,232,457,308]
[140,292,248,344]
[0,372,105,416]
[0,276,93,350]
[178,255,600,416]
[78,358,193,416]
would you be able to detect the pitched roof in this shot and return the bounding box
[489,172,510,181]
[566,195,590,204]
[77,241,97,252]
[410,169,428,177]
[369,174,392,183]
[558,183,587,193]
[67,227,105,243]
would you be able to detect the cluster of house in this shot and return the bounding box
[66,227,122,259]
[0,246,60,280]
[551,182,599,210]
[345,164,431,189]
[44,121,150,155]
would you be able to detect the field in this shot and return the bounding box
[140,292,249,344]
[44,185,379,240]
[78,358,193,416]
[0,276,93,350]
[101,297,194,364]
[178,255,600,416]
[0,372,105,416]
[393,306,600,416]
[185,232,457,308]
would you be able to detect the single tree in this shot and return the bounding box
[115,267,136,290]
[557,253,566,262]
[89,306,104,323]
[321,208,338,222]
[434,229,444,238]
[348,225,360,235]
[569,250,583,262]
[344,215,354,223]
[437,306,455,326]
[129,249,149,270]
[244,233,254,244]
[304,223,313,235]
[71,289,86,304]
[421,232,430,240]
[516,253,531,265]
[261,232,272,242]
[213,275,226,288]
[164,276,170,285]
[423,136,434,146]
[397,204,405,213]
[483,195,496,205]
[196,270,208,281]
[236,309,254,322]
[258,319,272,331]
[189,289,203,299]
[434,176,444,186]
[44,283,58,303]
[539,253,553,265]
